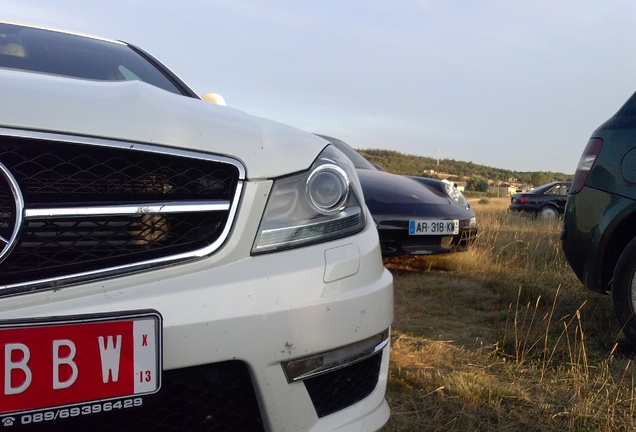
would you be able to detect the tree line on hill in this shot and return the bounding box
[357,148,572,190]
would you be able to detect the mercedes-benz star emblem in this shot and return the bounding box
[0,162,24,264]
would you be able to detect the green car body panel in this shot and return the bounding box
[562,91,636,344]
[563,92,636,294]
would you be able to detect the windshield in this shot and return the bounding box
[0,23,187,96]
[316,135,377,170]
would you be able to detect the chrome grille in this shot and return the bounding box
[0,129,244,295]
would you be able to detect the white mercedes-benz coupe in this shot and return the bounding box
[0,22,393,432]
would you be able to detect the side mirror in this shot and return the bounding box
[201,93,226,106]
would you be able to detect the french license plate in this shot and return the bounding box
[0,311,161,422]
[409,219,459,235]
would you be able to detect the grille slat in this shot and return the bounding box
[0,132,243,292]
[14,361,265,432]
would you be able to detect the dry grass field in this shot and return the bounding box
[382,198,636,432]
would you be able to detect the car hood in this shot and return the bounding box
[358,169,468,214]
[0,68,326,179]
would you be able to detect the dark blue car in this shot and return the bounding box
[319,136,478,257]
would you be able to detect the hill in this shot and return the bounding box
[357,148,572,186]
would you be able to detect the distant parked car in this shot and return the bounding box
[562,91,636,344]
[318,135,478,257]
[509,181,571,219]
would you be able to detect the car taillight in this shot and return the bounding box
[519,197,529,204]
[570,138,604,194]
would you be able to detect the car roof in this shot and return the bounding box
[528,181,570,193]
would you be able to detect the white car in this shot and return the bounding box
[0,22,393,431]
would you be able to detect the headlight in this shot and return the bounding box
[443,181,469,208]
[306,164,350,214]
[252,145,366,254]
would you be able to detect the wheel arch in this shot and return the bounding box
[601,211,636,293]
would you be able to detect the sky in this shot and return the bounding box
[3,1,636,174]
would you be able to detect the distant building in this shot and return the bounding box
[489,183,517,196]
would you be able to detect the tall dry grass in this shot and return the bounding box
[383,198,636,431]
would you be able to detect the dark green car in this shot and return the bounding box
[562,91,636,343]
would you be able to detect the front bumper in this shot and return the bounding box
[378,220,477,256]
[0,182,394,431]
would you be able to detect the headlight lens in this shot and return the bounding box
[443,181,469,208]
[252,145,366,254]
[306,164,350,214]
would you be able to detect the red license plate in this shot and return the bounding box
[0,311,161,417]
